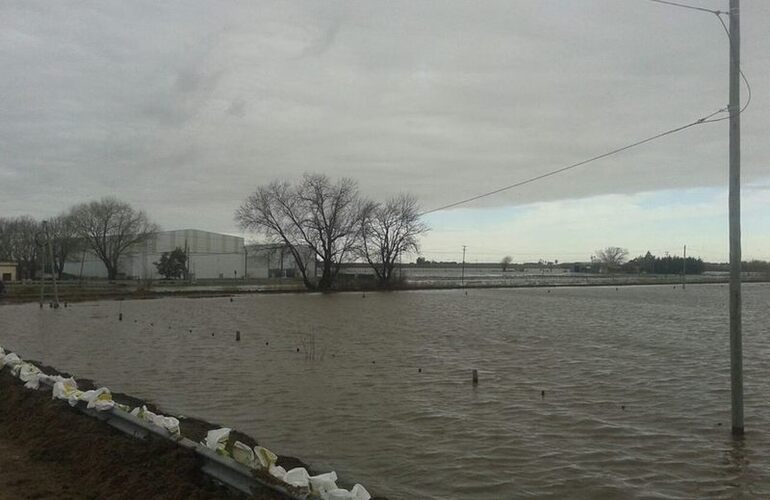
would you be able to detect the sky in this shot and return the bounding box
[1,0,768,263]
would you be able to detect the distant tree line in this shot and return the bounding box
[0,197,158,281]
[621,251,705,275]
[236,173,429,291]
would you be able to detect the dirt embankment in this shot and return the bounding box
[0,370,283,500]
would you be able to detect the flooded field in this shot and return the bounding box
[2,284,770,499]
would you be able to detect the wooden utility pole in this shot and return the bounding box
[461,245,467,286]
[728,0,744,436]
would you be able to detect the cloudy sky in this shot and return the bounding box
[2,0,768,262]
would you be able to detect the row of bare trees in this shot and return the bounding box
[236,173,428,291]
[0,198,158,281]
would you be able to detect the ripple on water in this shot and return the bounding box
[1,283,770,499]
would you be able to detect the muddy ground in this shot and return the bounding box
[0,370,284,500]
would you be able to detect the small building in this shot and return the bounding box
[246,243,316,279]
[63,229,246,280]
[0,262,17,282]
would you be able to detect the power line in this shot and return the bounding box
[419,2,753,217]
[646,0,723,15]
[420,108,726,216]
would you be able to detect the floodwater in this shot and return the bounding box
[2,284,770,499]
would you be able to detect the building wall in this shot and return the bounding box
[245,244,316,279]
[0,262,17,282]
[62,230,246,280]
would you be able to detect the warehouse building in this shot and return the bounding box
[245,243,316,279]
[64,229,245,280]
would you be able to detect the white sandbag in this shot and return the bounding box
[52,377,78,401]
[3,353,22,371]
[131,406,180,436]
[254,446,278,469]
[24,375,41,390]
[232,441,256,468]
[268,464,287,481]
[150,414,180,437]
[17,362,41,382]
[310,471,338,496]
[326,489,354,500]
[203,427,231,454]
[284,467,310,488]
[81,388,115,412]
[351,484,372,500]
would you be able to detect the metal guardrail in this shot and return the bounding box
[36,377,316,500]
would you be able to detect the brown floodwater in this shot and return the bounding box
[2,283,770,499]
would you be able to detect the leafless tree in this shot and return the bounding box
[501,255,513,272]
[45,213,82,279]
[595,246,629,272]
[236,174,365,290]
[0,216,41,279]
[69,197,159,280]
[359,194,429,287]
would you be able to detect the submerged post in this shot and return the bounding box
[472,369,478,385]
[728,0,744,436]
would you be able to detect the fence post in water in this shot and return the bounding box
[472,369,478,385]
[236,330,240,341]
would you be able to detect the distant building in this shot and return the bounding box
[0,262,17,282]
[245,243,316,279]
[63,229,245,280]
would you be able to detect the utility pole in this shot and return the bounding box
[461,245,467,287]
[44,221,59,307]
[39,240,45,308]
[728,0,744,436]
[682,244,686,290]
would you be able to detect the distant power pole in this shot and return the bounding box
[461,245,467,287]
[728,0,744,436]
[682,244,686,290]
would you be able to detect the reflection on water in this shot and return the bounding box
[1,283,769,499]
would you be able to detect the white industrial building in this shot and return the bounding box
[245,243,316,279]
[64,229,246,280]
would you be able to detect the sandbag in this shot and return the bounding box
[2,352,21,370]
[203,427,231,455]
[131,406,181,436]
[81,387,115,411]
[52,377,79,401]
[326,489,354,500]
[309,471,338,497]
[268,464,287,481]
[284,467,310,488]
[351,484,372,500]
[254,446,278,469]
[232,441,256,468]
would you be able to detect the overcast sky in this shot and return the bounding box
[2,1,768,262]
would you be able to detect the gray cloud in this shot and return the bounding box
[1,0,768,237]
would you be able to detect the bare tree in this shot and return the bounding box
[595,246,629,272]
[359,194,429,287]
[236,174,365,291]
[69,197,159,280]
[0,216,41,279]
[45,213,82,279]
[501,255,513,272]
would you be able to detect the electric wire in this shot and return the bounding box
[419,108,726,216]
[418,4,752,217]
[646,0,723,15]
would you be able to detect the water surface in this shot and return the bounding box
[2,284,769,499]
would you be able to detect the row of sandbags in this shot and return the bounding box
[201,427,371,500]
[0,346,180,433]
[1,346,371,500]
